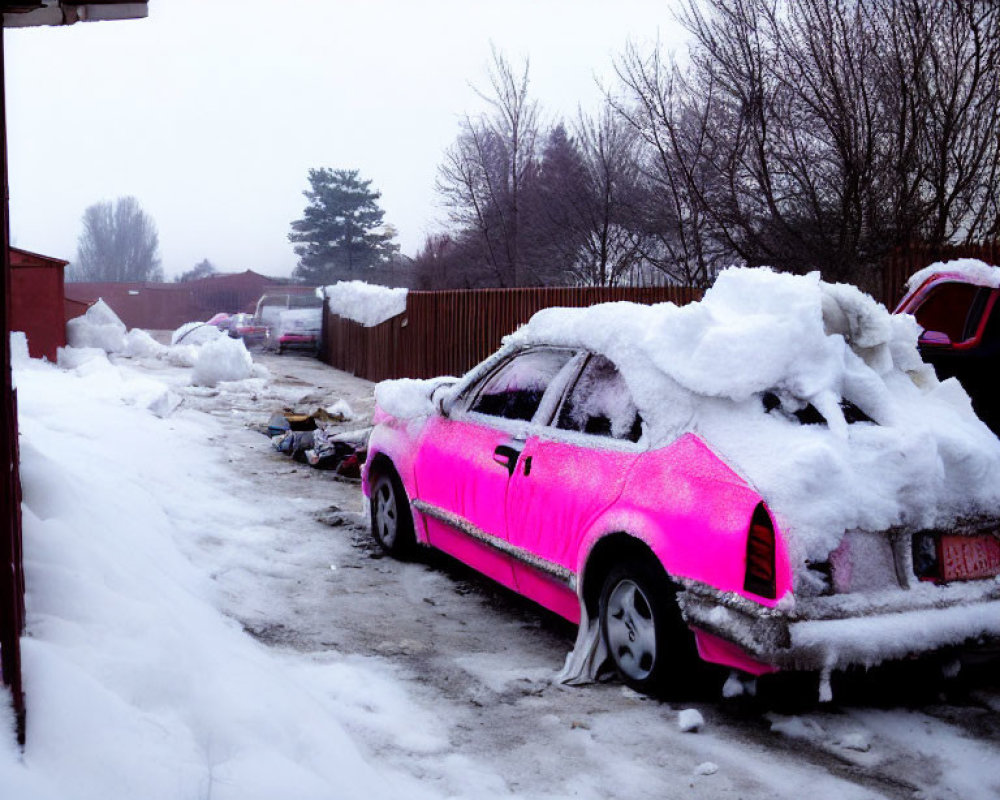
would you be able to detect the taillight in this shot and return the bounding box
[744,503,776,599]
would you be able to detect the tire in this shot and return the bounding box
[599,558,696,696]
[369,469,416,558]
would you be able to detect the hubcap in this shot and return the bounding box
[606,579,657,681]
[374,481,397,547]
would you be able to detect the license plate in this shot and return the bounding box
[940,534,1000,581]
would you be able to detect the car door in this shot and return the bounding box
[505,354,645,620]
[412,347,577,589]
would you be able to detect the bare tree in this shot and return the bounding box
[612,0,1000,292]
[437,46,541,287]
[70,196,162,283]
[571,106,646,286]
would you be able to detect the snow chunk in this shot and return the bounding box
[171,321,226,346]
[66,299,127,353]
[9,331,30,368]
[694,762,719,776]
[375,377,456,420]
[677,708,704,732]
[323,281,407,327]
[906,258,1000,291]
[122,328,167,359]
[192,336,254,387]
[57,346,110,371]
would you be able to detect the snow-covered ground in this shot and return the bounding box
[3,341,1000,799]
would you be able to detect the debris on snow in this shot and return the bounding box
[836,732,872,753]
[678,708,705,732]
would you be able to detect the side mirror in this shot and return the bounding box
[431,383,455,417]
[919,330,952,346]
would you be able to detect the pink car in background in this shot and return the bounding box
[363,275,1000,697]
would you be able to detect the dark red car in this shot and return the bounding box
[894,261,1000,434]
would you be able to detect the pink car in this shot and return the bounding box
[363,273,1000,696]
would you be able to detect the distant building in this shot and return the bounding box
[66,270,315,330]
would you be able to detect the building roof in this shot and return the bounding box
[2,1,147,27]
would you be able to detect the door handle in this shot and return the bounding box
[493,444,521,476]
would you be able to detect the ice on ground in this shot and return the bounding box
[322,280,407,327]
[192,336,254,387]
[694,762,719,776]
[66,299,127,353]
[906,258,1000,292]
[678,708,705,732]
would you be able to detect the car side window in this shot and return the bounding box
[913,282,983,343]
[555,355,643,442]
[468,349,574,422]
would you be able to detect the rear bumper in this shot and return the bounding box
[679,578,1000,672]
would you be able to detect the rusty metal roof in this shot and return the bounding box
[3,0,148,27]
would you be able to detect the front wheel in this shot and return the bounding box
[599,559,696,695]
[369,470,416,558]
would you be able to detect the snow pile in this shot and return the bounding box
[171,320,227,346]
[65,299,127,353]
[10,331,30,370]
[906,258,1000,291]
[5,357,422,800]
[191,336,254,387]
[489,268,1000,577]
[122,327,168,358]
[323,281,407,327]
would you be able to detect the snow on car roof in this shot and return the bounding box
[504,267,1000,572]
[905,258,1000,291]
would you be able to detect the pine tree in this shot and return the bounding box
[288,168,398,285]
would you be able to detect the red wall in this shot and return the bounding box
[9,249,67,362]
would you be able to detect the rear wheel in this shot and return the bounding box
[369,470,416,558]
[599,558,696,695]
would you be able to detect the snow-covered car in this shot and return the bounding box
[363,268,1000,697]
[275,308,322,355]
[206,312,231,329]
[894,259,1000,434]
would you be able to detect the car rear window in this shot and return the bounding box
[555,355,642,442]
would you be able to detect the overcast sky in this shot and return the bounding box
[5,0,687,280]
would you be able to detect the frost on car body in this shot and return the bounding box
[363,267,1000,689]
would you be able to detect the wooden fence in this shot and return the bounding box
[882,241,1000,309]
[320,285,702,383]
